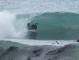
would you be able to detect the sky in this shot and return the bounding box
[0,0,79,14]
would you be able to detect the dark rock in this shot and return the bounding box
[32,48,43,57]
[46,44,73,55]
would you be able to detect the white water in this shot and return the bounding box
[0,11,16,38]
[0,39,77,46]
[0,11,30,39]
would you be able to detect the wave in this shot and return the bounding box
[32,12,79,40]
[0,0,79,39]
[0,11,79,40]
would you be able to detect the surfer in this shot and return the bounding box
[27,23,38,39]
[31,23,38,30]
[27,23,38,30]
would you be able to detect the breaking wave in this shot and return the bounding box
[0,11,31,39]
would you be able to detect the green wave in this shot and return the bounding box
[32,12,79,40]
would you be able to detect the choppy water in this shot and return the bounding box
[0,41,78,60]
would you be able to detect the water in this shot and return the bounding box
[32,12,79,40]
[0,11,16,38]
[0,0,79,39]
[1,11,79,40]
[0,40,78,60]
[0,0,79,60]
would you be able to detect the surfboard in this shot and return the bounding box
[28,29,37,32]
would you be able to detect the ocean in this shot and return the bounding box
[0,0,79,40]
[32,12,79,40]
[0,0,78,60]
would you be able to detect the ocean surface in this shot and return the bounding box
[0,0,79,60]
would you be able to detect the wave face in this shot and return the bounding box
[0,41,78,60]
[32,12,79,40]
